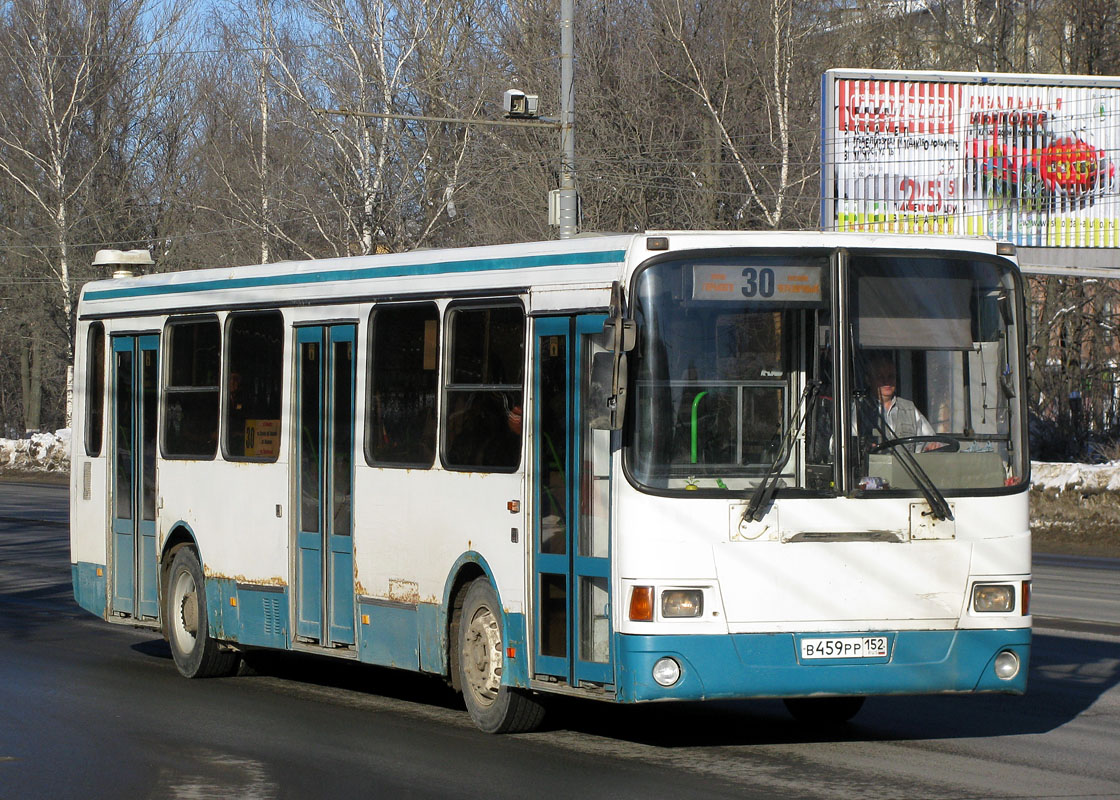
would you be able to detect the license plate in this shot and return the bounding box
[801,636,889,660]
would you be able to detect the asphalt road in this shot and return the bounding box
[1033,553,1120,630]
[2,483,1119,799]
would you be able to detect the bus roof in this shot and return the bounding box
[77,231,1015,319]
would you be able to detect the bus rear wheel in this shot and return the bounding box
[783,696,865,725]
[457,578,545,734]
[164,547,239,679]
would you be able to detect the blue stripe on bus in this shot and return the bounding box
[614,628,1031,702]
[83,250,629,302]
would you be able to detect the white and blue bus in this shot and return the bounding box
[70,232,1031,732]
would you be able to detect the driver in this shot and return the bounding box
[866,355,941,452]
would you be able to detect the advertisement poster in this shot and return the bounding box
[823,70,1120,247]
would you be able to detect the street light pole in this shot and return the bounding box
[558,0,577,239]
[319,4,577,241]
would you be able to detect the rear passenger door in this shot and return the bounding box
[109,334,160,620]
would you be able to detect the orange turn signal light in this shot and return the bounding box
[629,586,654,622]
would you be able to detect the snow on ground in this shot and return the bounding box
[2,429,1119,491]
[0,429,71,473]
[1030,460,1120,492]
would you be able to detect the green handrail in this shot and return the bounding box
[690,391,708,464]
[541,431,565,516]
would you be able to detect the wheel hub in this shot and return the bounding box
[463,607,502,705]
[180,590,198,636]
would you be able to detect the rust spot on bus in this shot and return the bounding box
[204,569,287,587]
[388,579,420,604]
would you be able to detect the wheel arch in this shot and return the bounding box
[159,522,200,621]
[162,527,240,678]
[440,551,530,692]
[443,552,492,692]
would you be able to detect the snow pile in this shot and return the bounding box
[0,429,71,473]
[1031,460,1120,492]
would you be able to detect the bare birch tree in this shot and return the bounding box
[0,0,191,424]
[640,0,822,229]
[196,0,295,263]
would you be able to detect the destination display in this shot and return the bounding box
[692,264,823,303]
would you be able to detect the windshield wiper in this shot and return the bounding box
[744,381,820,522]
[856,393,954,521]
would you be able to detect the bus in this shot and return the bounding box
[70,231,1031,733]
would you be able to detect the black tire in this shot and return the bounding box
[164,547,239,679]
[457,578,545,733]
[783,696,865,725]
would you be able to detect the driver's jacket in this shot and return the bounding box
[878,397,935,441]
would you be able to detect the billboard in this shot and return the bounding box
[822,69,1120,247]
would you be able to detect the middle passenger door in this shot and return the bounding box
[533,315,614,689]
[294,324,357,647]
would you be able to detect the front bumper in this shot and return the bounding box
[615,627,1030,702]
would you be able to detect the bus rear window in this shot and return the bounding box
[85,322,105,457]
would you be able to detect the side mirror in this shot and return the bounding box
[588,282,634,431]
[588,350,627,430]
[601,318,636,353]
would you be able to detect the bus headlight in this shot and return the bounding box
[994,650,1020,680]
[973,584,1015,613]
[652,657,682,687]
[661,589,704,618]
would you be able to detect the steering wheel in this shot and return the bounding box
[869,435,959,454]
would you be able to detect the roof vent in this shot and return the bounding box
[92,248,154,279]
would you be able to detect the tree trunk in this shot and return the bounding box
[20,331,42,433]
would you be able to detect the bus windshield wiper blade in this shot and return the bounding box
[857,394,953,521]
[744,381,819,523]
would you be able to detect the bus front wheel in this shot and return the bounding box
[457,578,545,734]
[164,547,239,679]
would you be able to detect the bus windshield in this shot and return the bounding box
[628,253,833,492]
[849,253,1025,493]
[626,249,1026,496]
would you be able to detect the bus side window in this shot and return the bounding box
[163,316,221,459]
[367,303,439,468]
[442,304,525,472]
[85,322,106,457]
[224,311,284,461]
